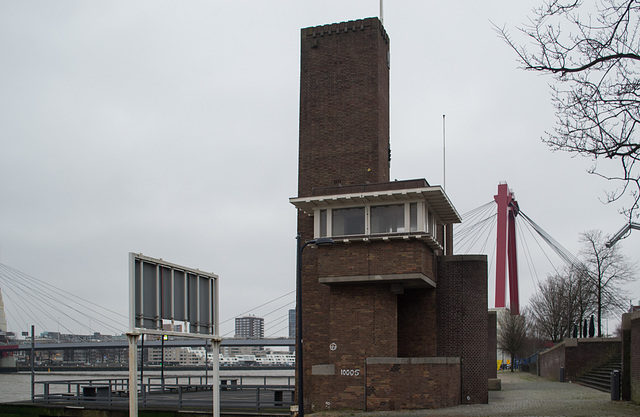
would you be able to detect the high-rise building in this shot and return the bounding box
[234,316,264,339]
[288,309,295,339]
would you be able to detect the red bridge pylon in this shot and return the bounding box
[494,183,520,315]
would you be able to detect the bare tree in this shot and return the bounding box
[496,0,640,219]
[578,229,637,336]
[567,263,597,336]
[498,309,528,371]
[528,274,572,342]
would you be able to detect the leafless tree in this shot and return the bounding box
[498,309,528,371]
[528,273,572,342]
[567,263,597,336]
[496,0,640,220]
[578,229,637,336]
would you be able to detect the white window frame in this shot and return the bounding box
[315,201,440,238]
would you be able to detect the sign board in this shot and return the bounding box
[128,252,219,336]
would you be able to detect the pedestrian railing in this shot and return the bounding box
[33,376,294,412]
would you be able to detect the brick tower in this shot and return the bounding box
[292,18,488,412]
[298,17,390,197]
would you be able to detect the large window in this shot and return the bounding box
[316,202,436,238]
[371,204,404,234]
[332,207,365,236]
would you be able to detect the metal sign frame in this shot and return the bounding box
[129,252,220,337]
[127,253,221,417]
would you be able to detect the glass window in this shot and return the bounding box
[371,204,405,234]
[410,203,417,232]
[319,210,327,237]
[426,208,433,234]
[332,207,365,236]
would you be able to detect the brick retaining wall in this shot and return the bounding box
[622,310,640,404]
[540,338,620,382]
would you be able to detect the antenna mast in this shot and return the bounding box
[443,114,446,191]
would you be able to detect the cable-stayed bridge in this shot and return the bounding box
[0,261,295,339]
[0,182,584,339]
[2,338,294,353]
[455,182,582,314]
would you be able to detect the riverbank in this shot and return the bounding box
[0,364,293,373]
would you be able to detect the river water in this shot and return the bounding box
[0,369,294,403]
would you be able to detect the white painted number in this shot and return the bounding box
[340,369,360,376]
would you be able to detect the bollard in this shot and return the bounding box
[611,370,620,401]
[274,390,283,406]
[560,367,565,383]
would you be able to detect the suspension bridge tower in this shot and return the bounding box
[0,286,7,333]
[494,183,520,315]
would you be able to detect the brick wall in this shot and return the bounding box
[397,288,437,357]
[487,310,497,379]
[305,286,397,411]
[622,311,640,404]
[567,339,620,381]
[436,255,488,404]
[539,343,566,381]
[632,313,640,404]
[540,338,621,382]
[317,240,437,280]
[298,17,390,197]
[295,15,488,413]
[365,358,460,410]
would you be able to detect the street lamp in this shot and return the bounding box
[296,236,334,417]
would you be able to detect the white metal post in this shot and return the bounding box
[212,339,220,417]
[127,333,140,417]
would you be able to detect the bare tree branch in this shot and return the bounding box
[497,0,640,220]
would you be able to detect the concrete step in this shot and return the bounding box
[575,356,621,393]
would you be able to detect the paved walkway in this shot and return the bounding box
[312,371,640,417]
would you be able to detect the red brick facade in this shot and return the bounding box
[295,17,488,412]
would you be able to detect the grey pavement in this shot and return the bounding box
[312,371,640,417]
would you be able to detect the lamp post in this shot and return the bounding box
[296,236,333,417]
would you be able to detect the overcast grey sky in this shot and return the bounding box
[1,1,638,338]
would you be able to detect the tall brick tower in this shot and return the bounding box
[292,18,488,413]
[298,18,390,197]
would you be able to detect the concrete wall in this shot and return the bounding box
[540,338,620,382]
